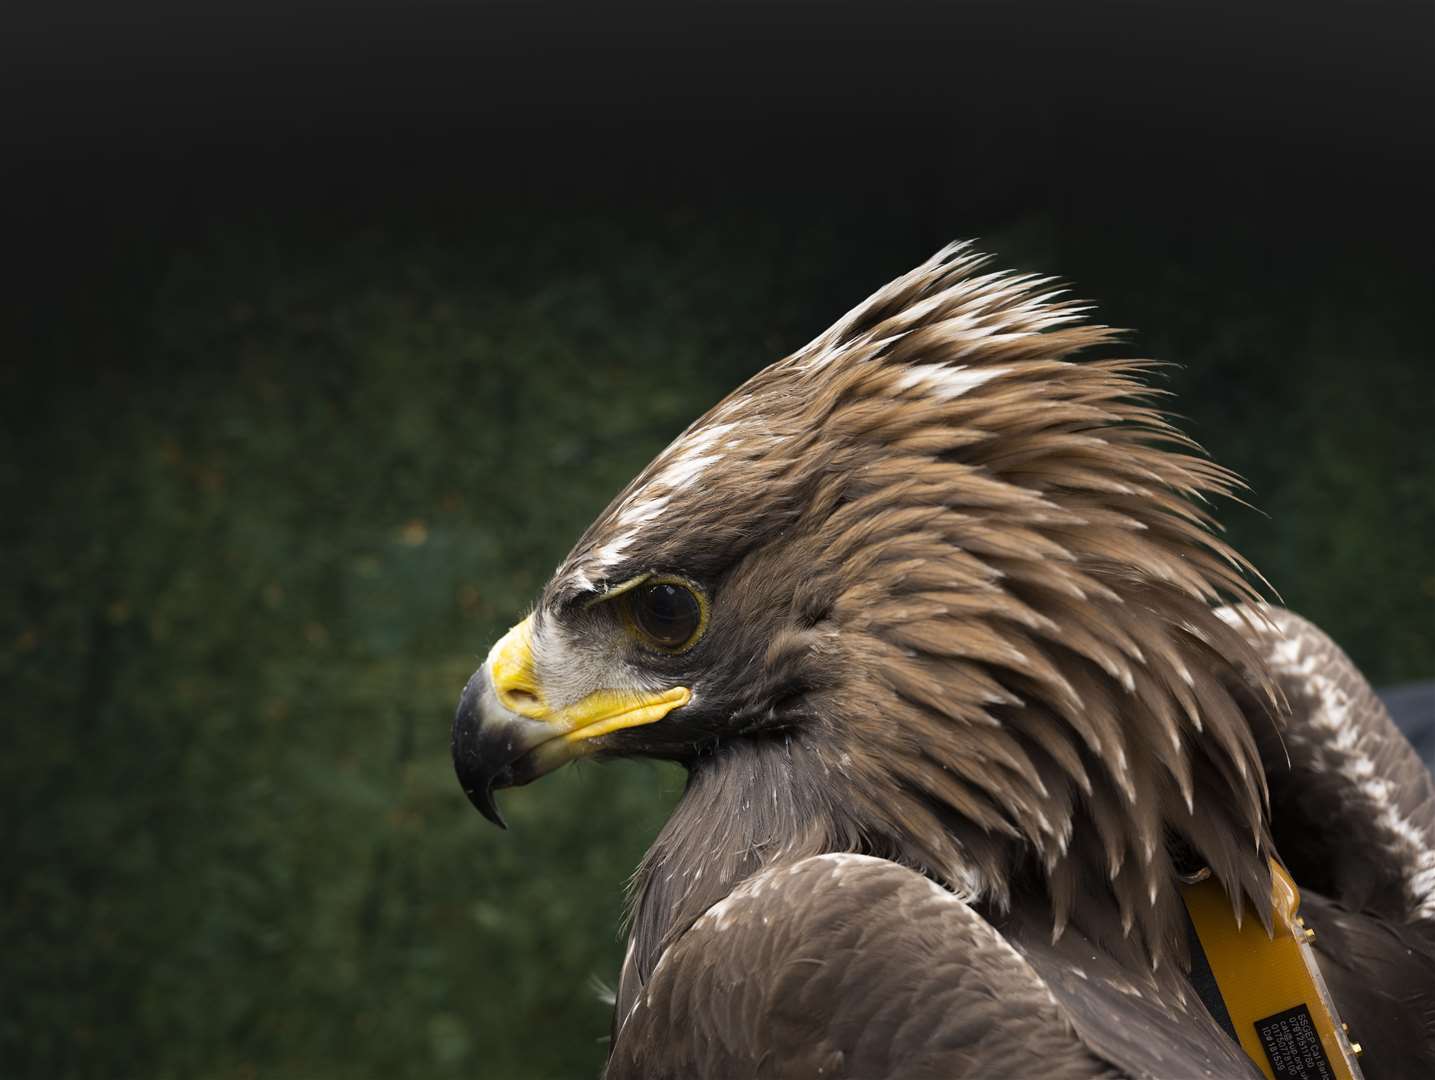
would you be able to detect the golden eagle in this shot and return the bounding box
[452,244,1435,1079]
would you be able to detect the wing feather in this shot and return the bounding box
[607,855,1232,1079]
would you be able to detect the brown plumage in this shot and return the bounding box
[452,243,1435,1078]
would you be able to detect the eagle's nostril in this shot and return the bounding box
[502,686,544,715]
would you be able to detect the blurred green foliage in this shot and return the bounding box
[2,207,1431,1079]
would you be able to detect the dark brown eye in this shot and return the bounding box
[628,581,705,651]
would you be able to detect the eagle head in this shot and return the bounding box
[453,242,1279,967]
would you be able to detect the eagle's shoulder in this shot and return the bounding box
[1219,604,1435,922]
[606,854,1121,1080]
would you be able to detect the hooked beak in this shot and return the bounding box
[450,615,691,828]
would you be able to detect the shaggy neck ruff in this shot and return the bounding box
[600,244,1287,983]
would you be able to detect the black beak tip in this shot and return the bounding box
[467,783,508,830]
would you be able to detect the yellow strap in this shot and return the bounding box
[1180,861,1364,1080]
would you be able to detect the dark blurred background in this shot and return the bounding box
[3,2,1432,1077]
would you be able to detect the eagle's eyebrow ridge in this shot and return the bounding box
[581,572,652,610]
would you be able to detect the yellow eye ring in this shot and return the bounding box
[619,576,709,654]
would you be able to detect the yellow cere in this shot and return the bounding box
[490,616,548,718]
[488,614,692,740]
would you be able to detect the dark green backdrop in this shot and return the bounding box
[4,198,1432,1079]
